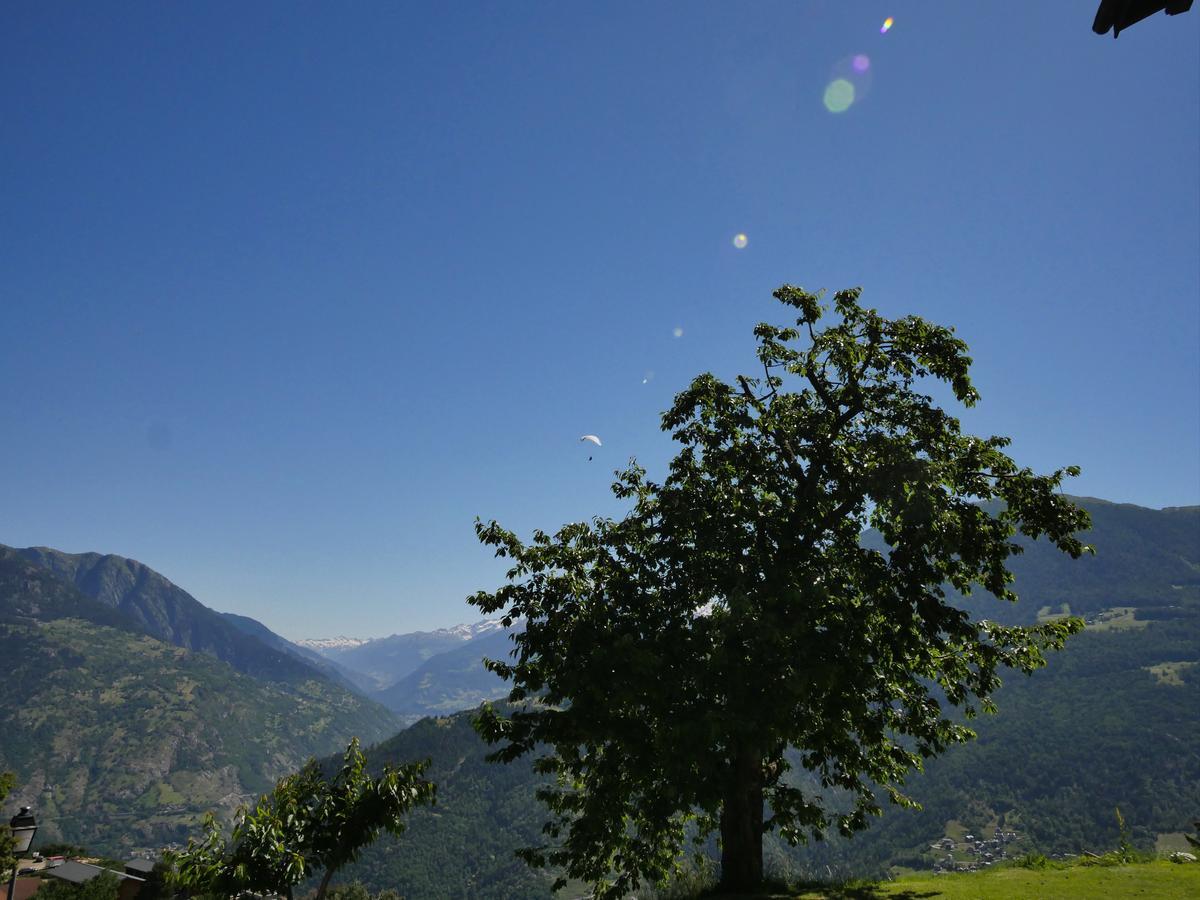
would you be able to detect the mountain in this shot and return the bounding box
[0,546,402,855]
[993,498,1199,621]
[294,636,370,651]
[9,545,328,686]
[863,498,1200,626]
[330,709,555,899]
[301,619,509,691]
[372,628,516,720]
[219,611,379,695]
[4,495,1192,889]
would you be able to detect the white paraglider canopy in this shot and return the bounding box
[579,434,602,446]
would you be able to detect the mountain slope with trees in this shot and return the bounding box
[9,545,331,686]
[307,622,508,693]
[2,495,1192,891]
[926,499,1199,626]
[372,629,515,720]
[333,713,555,899]
[220,611,377,695]
[0,547,401,855]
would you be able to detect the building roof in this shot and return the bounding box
[123,859,156,875]
[44,861,144,885]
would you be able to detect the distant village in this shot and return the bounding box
[929,826,1022,875]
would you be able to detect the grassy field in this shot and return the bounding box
[699,861,1200,899]
[1085,606,1150,632]
[777,864,1200,897]
[1145,660,1198,685]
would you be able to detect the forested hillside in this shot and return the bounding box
[372,629,515,720]
[0,547,401,855]
[307,621,508,693]
[777,611,1200,878]
[869,499,1199,625]
[10,545,331,686]
[336,714,555,899]
[220,610,376,695]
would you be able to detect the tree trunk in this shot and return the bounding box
[718,749,764,894]
[314,866,336,900]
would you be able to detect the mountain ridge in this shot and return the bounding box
[300,618,512,692]
[8,544,330,687]
[372,627,516,720]
[218,611,379,695]
[0,547,403,855]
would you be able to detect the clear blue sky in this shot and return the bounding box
[3,2,1197,639]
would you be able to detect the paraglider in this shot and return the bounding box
[580,434,601,461]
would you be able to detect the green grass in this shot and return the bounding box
[1087,607,1150,632]
[700,861,1200,899]
[1144,660,1198,686]
[1036,603,1072,622]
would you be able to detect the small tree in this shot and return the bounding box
[0,771,15,867]
[470,285,1091,896]
[33,872,121,900]
[169,739,434,900]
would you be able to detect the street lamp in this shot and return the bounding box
[7,808,36,900]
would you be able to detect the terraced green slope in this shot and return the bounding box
[0,547,401,855]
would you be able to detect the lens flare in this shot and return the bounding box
[852,54,870,72]
[881,17,894,34]
[823,79,855,113]
[732,233,748,249]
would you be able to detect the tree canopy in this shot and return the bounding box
[33,871,121,900]
[470,285,1092,896]
[168,739,434,900]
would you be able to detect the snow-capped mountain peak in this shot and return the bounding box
[298,618,514,649]
[441,618,508,641]
[294,636,371,650]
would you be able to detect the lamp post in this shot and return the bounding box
[7,807,36,900]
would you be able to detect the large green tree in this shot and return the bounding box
[470,285,1091,896]
[168,739,433,900]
